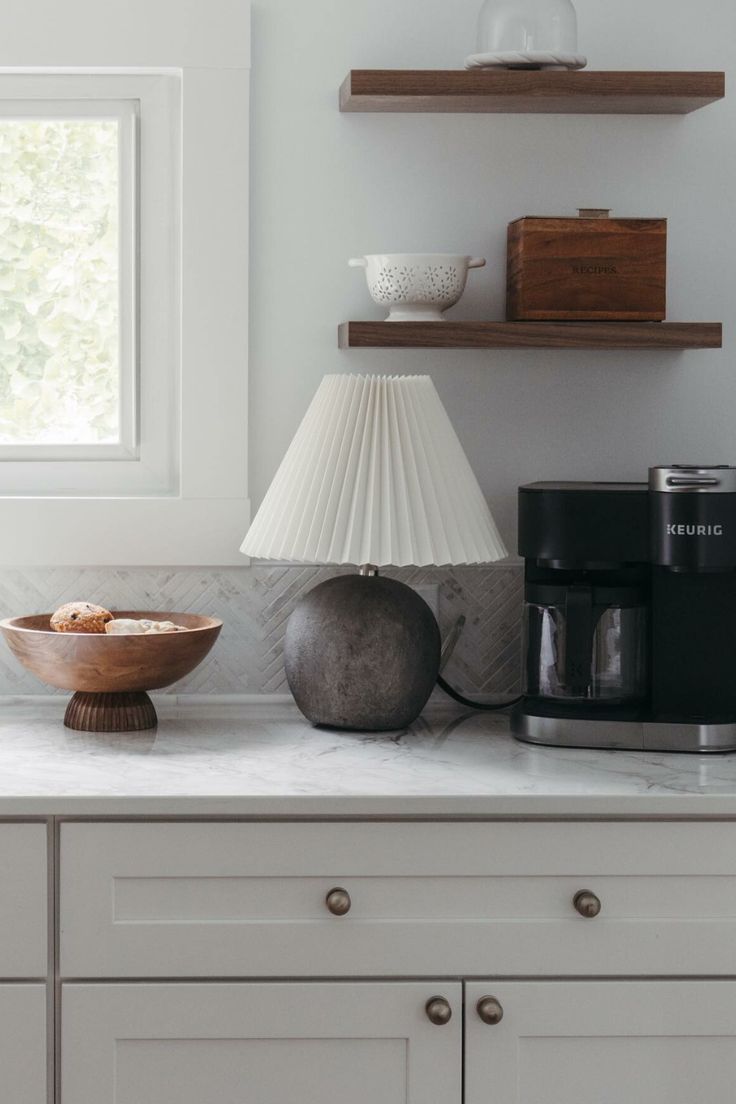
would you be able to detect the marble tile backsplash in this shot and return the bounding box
[0,565,524,697]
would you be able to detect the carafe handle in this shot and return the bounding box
[563,585,598,697]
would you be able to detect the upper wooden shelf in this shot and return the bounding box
[339,321,723,351]
[340,70,725,115]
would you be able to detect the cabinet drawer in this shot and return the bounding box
[60,820,736,978]
[0,824,47,977]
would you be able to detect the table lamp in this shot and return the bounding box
[241,374,507,730]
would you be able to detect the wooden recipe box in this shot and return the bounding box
[507,210,667,321]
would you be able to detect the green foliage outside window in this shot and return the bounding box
[0,119,119,446]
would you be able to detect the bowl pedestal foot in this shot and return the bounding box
[64,691,158,733]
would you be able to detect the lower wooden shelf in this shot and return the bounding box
[339,321,723,351]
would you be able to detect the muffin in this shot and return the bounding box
[50,602,114,634]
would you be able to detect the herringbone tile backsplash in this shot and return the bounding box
[0,565,523,697]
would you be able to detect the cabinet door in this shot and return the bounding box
[0,985,47,1104]
[466,980,736,1104]
[0,824,47,977]
[63,982,461,1104]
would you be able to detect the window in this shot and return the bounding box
[0,74,178,500]
[0,0,250,565]
[0,101,136,460]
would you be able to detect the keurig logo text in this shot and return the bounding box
[666,524,724,536]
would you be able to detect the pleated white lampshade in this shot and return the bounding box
[241,374,508,567]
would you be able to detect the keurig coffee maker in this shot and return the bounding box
[513,465,736,752]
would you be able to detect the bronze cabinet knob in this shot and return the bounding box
[476,996,504,1025]
[573,890,602,918]
[425,997,453,1026]
[325,887,351,916]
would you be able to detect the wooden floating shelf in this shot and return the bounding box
[339,322,723,351]
[340,70,725,115]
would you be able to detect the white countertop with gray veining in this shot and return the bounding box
[1,698,736,816]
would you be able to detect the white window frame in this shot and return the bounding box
[0,0,250,566]
[0,75,180,493]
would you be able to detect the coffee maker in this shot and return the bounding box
[513,465,736,752]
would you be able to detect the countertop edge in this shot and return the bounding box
[3,795,736,818]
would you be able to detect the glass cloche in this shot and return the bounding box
[476,0,579,57]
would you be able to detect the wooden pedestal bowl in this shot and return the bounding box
[0,612,222,732]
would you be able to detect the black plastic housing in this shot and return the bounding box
[519,482,649,567]
[651,491,736,570]
[651,568,736,722]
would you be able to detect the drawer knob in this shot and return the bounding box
[574,890,602,918]
[326,887,351,916]
[425,996,453,1026]
[477,996,504,1025]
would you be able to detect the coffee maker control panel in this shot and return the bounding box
[650,465,736,571]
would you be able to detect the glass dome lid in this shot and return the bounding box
[476,0,579,55]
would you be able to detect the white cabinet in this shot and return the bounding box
[63,976,736,1104]
[62,981,462,1104]
[465,981,736,1104]
[11,814,736,1101]
[0,985,47,1104]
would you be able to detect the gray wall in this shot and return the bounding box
[251,0,735,543]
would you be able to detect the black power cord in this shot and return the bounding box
[437,674,522,712]
[436,612,522,712]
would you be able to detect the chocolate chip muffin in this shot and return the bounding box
[50,602,114,634]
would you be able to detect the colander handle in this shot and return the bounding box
[348,257,367,268]
[468,257,487,269]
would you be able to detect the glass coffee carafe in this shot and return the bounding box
[523,569,648,705]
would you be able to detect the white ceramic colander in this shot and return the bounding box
[349,253,486,322]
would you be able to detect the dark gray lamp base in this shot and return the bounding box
[284,572,441,731]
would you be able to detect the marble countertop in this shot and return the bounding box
[1,698,736,816]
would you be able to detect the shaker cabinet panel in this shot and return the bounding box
[62,981,462,1104]
[61,820,736,977]
[0,985,47,1103]
[0,824,47,977]
[465,981,736,1104]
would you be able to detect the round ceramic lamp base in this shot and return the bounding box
[64,691,158,733]
[284,573,441,732]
